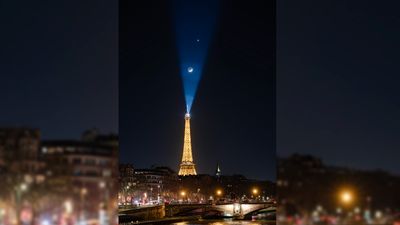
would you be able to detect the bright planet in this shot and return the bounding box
[187,67,194,73]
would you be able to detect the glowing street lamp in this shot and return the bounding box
[99,181,106,189]
[0,208,5,216]
[252,188,259,195]
[339,190,353,205]
[180,191,186,197]
[216,189,222,196]
[20,183,28,192]
[80,187,88,221]
[64,200,73,214]
[15,182,29,224]
[81,187,88,196]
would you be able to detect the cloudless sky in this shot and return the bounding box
[0,0,118,139]
[278,0,400,175]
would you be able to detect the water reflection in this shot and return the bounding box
[172,219,275,225]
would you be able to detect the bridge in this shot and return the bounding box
[119,204,165,222]
[167,202,274,219]
[216,202,274,218]
[119,202,275,222]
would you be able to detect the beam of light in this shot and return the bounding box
[173,0,219,113]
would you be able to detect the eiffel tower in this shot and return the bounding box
[178,113,197,176]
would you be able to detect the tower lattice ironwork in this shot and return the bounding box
[178,113,197,176]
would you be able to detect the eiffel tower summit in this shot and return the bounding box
[178,112,197,176]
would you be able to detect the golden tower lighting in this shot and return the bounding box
[178,113,197,176]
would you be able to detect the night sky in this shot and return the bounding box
[5,0,396,180]
[278,0,400,174]
[0,1,118,139]
[120,0,275,181]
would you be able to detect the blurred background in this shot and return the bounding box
[2,0,400,224]
[277,0,400,225]
[0,129,118,225]
[0,1,118,224]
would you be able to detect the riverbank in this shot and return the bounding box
[119,216,201,225]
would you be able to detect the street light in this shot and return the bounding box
[124,184,131,206]
[81,187,88,196]
[157,185,161,202]
[20,183,28,192]
[216,189,222,196]
[150,187,153,202]
[339,190,353,205]
[180,191,186,197]
[64,200,73,214]
[99,181,109,225]
[99,181,106,189]
[80,187,88,222]
[15,182,28,225]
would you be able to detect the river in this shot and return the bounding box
[171,219,275,225]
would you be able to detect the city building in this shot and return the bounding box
[119,164,136,205]
[119,163,136,186]
[0,128,43,175]
[118,162,276,205]
[179,173,275,202]
[40,130,118,220]
[135,166,178,198]
[0,127,118,224]
[118,165,179,205]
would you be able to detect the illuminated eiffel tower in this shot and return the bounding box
[178,113,197,176]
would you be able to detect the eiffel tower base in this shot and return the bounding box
[178,163,197,176]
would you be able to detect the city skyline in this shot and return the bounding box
[3,0,399,180]
[3,0,400,224]
[120,0,275,181]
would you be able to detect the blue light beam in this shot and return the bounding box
[173,0,219,113]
